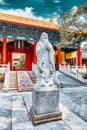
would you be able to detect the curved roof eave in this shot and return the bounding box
[0,13,59,31]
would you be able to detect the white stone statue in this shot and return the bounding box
[36,32,55,85]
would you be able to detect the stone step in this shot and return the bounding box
[10,79,16,81]
[9,72,17,90]
[10,74,16,76]
[9,76,16,78]
[10,73,16,75]
[9,84,16,86]
[10,76,16,77]
[9,81,16,83]
[9,86,17,90]
[9,84,16,87]
[9,80,16,82]
[9,73,16,75]
[9,83,16,84]
[9,83,16,85]
[9,87,16,90]
[9,81,16,84]
[9,77,16,79]
[10,75,16,77]
[9,78,16,80]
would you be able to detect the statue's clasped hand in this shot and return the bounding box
[38,68,43,73]
[44,44,50,50]
[51,70,55,74]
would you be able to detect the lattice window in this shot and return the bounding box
[0,26,3,34]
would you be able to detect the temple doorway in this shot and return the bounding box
[12,53,26,70]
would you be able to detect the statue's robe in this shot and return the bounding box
[36,41,55,79]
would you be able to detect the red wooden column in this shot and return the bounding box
[25,48,32,70]
[77,46,82,67]
[9,53,12,70]
[58,48,61,70]
[28,48,32,70]
[14,40,16,52]
[22,40,24,52]
[33,41,37,64]
[26,53,29,70]
[2,38,7,64]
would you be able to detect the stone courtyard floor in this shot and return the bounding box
[0,72,87,130]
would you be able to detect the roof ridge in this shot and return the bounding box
[0,13,59,30]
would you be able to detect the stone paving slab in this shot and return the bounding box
[13,120,70,130]
[0,95,12,130]
[23,92,32,112]
[60,104,87,130]
[12,121,34,130]
[34,121,70,130]
[60,88,87,122]
[12,95,30,130]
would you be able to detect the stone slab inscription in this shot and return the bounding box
[34,90,59,115]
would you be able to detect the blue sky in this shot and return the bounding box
[0,0,87,23]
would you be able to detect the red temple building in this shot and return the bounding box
[0,13,87,71]
[0,13,60,70]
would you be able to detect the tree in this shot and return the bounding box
[56,5,87,48]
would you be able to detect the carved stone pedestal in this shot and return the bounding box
[30,84,62,125]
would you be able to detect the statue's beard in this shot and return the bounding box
[41,39,49,43]
[44,42,50,47]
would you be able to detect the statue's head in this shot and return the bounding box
[40,32,49,43]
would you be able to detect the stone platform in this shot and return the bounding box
[30,107,62,125]
[30,84,62,125]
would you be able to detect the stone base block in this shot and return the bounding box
[30,107,62,125]
[30,84,62,125]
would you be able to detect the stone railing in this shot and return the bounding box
[0,63,10,91]
[60,65,87,84]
